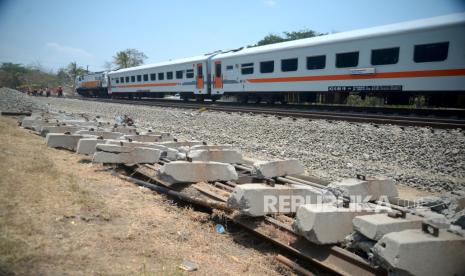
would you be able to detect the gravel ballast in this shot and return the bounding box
[0,87,47,112]
[3,88,464,193]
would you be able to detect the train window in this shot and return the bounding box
[158,72,164,80]
[143,74,148,81]
[150,73,156,81]
[136,75,141,82]
[186,69,194,78]
[241,63,254,75]
[260,61,274,73]
[115,79,119,84]
[371,47,399,65]
[176,70,183,79]
[125,76,129,83]
[414,42,449,63]
[167,72,173,79]
[226,65,234,71]
[120,77,124,83]
[281,58,298,72]
[307,55,326,70]
[336,52,359,68]
[131,76,135,82]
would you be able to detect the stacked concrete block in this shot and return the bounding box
[188,149,243,164]
[373,229,465,276]
[75,130,124,140]
[157,161,238,184]
[124,134,163,143]
[139,131,172,141]
[157,141,204,149]
[112,126,137,135]
[21,119,56,130]
[92,144,161,164]
[253,159,305,178]
[105,140,179,160]
[328,176,398,201]
[293,203,389,244]
[46,133,97,151]
[76,138,108,155]
[227,183,332,217]
[40,126,84,137]
[190,144,233,151]
[353,213,424,241]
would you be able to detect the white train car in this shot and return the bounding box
[108,54,215,100]
[211,13,465,105]
[76,71,109,97]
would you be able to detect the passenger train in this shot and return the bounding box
[76,13,465,107]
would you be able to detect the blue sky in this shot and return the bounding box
[0,0,464,72]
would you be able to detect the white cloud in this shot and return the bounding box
[45,42,93,58]
[263,0,277,7]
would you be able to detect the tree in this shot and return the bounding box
[251,29,325,47]
[113,48,147,69]
[66,62,86,93]
[284,30,321,41]
[56,68,70,85]
[255,34,286,46]
[0,63,28,88]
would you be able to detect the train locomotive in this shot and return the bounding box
[76,71,109,98]
[76,13,465,107]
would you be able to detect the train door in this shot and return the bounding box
[196,63,204,90]
[214,61,223,89]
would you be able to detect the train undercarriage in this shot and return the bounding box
[80,89,465,108]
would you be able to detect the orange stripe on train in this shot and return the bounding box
[246,68,465,83]
[81,81,101,88]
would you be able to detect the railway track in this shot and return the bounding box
[118,161,387,276]
[73,97,465,129]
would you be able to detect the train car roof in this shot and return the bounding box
[213,13,465,60]
[109,54,211,75]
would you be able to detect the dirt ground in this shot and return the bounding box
[0,117,287,275]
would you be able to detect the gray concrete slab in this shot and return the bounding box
[46,133,93,151]
[373,229,465,276]
[328,177,398,201]
[76,138,107,155]
[124,134,163,143]
[157,161,238,184]
[21,119,56,130]
[253,159,305,178]
[190,145,233,151]
[188,149,243,164]
[75,130,124,139]
[105,140,179,160]
[40,126,84,137]
[157,141,204,149]
[92,146,161,164]
[353,213,424,241]
[293,203,389,244]
[112,126,138,134]
[227,183,332,217]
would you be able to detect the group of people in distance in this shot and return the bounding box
[24,86,63,97]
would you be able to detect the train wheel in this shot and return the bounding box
[238,95,248,104]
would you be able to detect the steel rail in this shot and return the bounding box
[119,166,385,276]
[74,97,465,129]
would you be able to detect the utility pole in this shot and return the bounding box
[86,65,89,73]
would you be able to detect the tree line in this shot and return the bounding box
[0,29,321,90]
[0,48,147,90]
